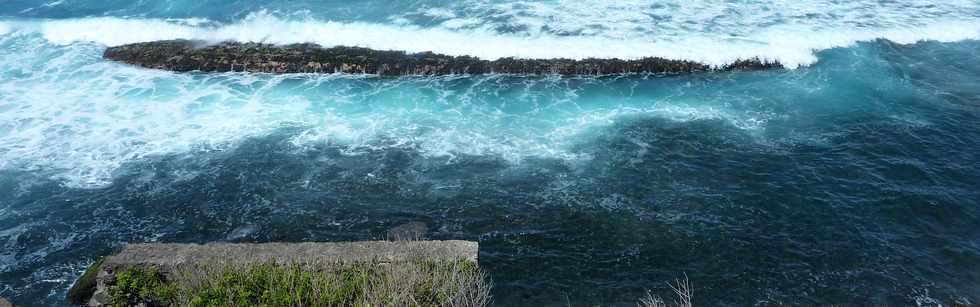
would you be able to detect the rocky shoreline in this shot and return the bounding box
[103,40,782,76]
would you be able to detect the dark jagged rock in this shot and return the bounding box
[104,40,782,76]
[722,58,784,71]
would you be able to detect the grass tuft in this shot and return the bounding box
[639,274,693,307]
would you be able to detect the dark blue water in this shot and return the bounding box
[2,1,980,306]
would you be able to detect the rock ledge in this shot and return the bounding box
[104,40,782,76]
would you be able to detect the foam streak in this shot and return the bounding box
[2,12,979,67]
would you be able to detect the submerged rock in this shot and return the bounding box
[103,40,782,76]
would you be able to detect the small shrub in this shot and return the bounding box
[107,266,177,307]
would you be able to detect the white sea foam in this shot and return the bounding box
[0,35,773,188]
[0,38,312,187]
[0,6,977,68]
[443,0,980,36]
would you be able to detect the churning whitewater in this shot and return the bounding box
[2,1,980,67]
[1,1,980,306]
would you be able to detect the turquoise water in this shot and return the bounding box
[1,1,980,306]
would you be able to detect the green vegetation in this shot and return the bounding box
[107,266,177,307]
[101,259,490,307]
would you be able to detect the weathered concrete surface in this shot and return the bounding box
[103,40,782,76]
[103,241,477,269]
[68,241,478,306]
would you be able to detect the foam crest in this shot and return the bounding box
[0,8,977,68]
[0,37,313,187]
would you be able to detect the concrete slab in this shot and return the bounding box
[103,241,476,270]
[68,240,478,305]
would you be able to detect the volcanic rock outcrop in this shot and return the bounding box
[104,40,782,76]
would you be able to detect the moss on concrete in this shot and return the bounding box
[66,257,105,305]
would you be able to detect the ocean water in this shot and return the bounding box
[1,1,980,306]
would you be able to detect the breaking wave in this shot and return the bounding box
[0,8,978,67]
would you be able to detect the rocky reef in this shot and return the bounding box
[103,40,782,76]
